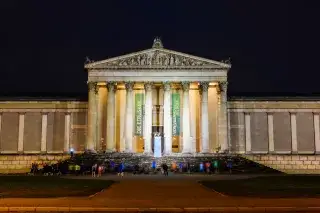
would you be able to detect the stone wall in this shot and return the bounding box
[1,98,320,174]
[245,154,320,174]
[229,99,320,174]
[229,100,320,155]
[0,101,87,155]
[0,154,70,173]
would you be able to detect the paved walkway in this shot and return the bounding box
[0,174,320,211]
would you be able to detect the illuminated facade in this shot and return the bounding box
[0,38,320,174]
[84,38,230,154]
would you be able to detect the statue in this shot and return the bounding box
[152,37,164,48]
[84,56,93,64]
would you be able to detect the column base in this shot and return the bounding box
[162,152,172,156]
[181,150,193,156]
[143,151,153,156]
[105,149,117,153]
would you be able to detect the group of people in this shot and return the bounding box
[29,158,234,177]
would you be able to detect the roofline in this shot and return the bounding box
[0,93,87,101]
[84,47,231,69]
[229,96,320,101]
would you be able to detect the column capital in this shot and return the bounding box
[144,82,153,91]
[199,82,209,93]
[87,81,99,94]
[124,82,134,92]
[106,81,117,92]
[163,81,171,91]
[181,81,190,92]
[218,81,228,92]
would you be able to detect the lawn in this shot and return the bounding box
[200,175,320,198]
[0,176,114,198]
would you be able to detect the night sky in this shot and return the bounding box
[0,1,318,99]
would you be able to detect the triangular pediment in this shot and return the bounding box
[85,48,231,70]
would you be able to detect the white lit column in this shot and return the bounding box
[290,112,298,153]
[64,113,71,152]
[87,82,98,150]
[182,82,191,154]
[106,82,116,152]
[40,113,48,153]
[18,112,25,152]
[143,82,153,154]
[163,82,172,155]
[125,82,134,152]
[313,113,320,153]
[200,82,210,153]
[245,112,251,153]
[218,81,229,152]
[267,112,275,152]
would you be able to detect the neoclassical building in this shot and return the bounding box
[0,38,320,174]
[84,38,230,155]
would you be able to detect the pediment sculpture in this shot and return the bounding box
[106,50,210,67]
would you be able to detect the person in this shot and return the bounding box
[179,162,183,173]
[205,161,211,174]
[97,165,103,177]
[92,163,97,177]
[162,163,168,176]
[227,159,233,174]
[110,161,115,172]
[152,160,156,173]
[187,161,191,174]
[199,162,204,173]
[133,164,139,175]
[172,162,177,173]
[213,160,219,174]
[118,162,124,177]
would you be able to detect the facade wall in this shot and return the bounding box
[228,100,320,155]
[0,101,87,173]
[1,99,320,174]
[229,100,320,173]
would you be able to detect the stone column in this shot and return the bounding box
[18,112,25,152]
[200,82,210,153]
[313,113,320,153]
[163,82,172,155]
[218,81,228,152]
[106,82,116,152]
[267,112,275,152]
[245,112,251,153]
[87,82,98,151]
[143,82,153,154]
[64,113,71,152]
[40,113,48,153]
[181,82,191,154]
[290,112,298,153]
[125,82,134,152]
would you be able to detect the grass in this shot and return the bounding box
[200,175,320,198]
[0,176,114,198]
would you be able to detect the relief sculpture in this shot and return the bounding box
[106,50,210,67]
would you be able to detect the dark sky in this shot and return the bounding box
[0,1,319,98]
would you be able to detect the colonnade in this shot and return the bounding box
[86,81,228,155]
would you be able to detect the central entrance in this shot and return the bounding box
[152,104,164,154]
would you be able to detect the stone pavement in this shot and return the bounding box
[0,174,320,212]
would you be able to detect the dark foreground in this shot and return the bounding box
[0,176,114,198]
[0,175,319,212]
[201,175,320,198]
